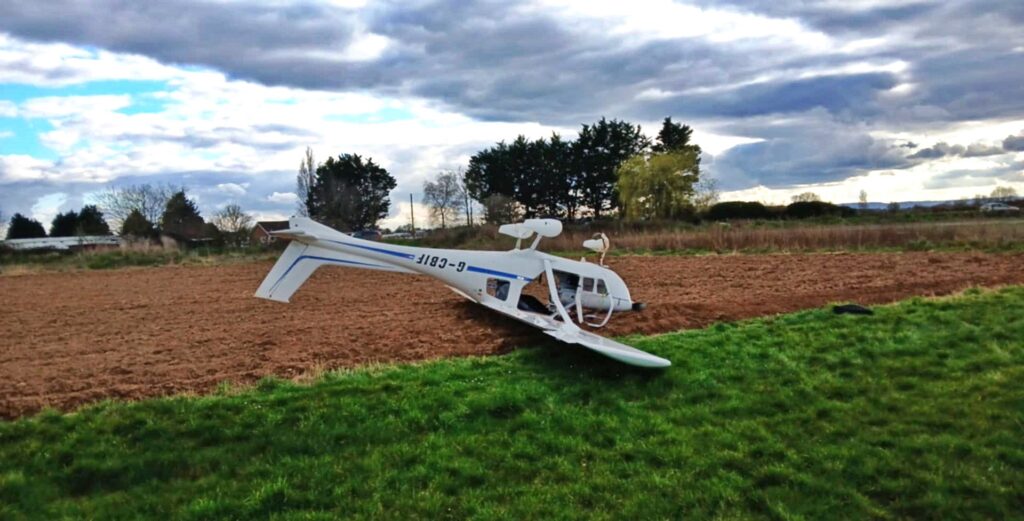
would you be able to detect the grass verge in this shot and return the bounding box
[2,287,1023,519]
[0,248,280,275]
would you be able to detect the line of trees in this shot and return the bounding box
[97,184,249,245]
[460,117,709,223]
[1,184,257,247]
[291,117,711,231]
[4,205,112,240]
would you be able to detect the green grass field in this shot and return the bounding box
[2,288,1023,519]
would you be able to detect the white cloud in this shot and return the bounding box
[380,201,430,231]
[20,95,133,119]
[0,33,183,87]
[340,32,391,62]
[30,192,67,227]
[0,155,53,182]
[0,100,17,117]
[217,182,247,196]
[267,191,299,203]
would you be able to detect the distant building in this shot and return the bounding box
[1,236,121,251]
[250,220,291,245]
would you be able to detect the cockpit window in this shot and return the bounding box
[582,277,595,292]
[486,278,510,301]
[596,280,608,294]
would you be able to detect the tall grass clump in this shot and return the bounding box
[416,219,1024,254]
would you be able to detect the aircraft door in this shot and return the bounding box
[578,276,612,310]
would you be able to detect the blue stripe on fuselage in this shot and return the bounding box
[466,265,532,282]
[323,239,416,260]
[271,254,389,295]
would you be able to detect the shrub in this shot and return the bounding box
[705,201,772,221]
[784,201,856,219]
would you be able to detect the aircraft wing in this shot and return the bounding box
[477,299,671,368]
[543,326,671,368]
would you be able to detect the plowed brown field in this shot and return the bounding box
[2,251,1022,418]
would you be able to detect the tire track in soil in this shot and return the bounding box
[1,251,1022,418]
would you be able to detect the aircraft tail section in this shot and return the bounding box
[254,218,413,303]
[255,241,315,303]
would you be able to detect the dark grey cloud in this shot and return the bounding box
[0,0,361,85]
[1003,131,1024,152]
[963,143,1005,157]
[709,112,914,189]
[908,142,964,159]
[0,0,927,124]
[922,160,1024,190]
[903,135,1018,162]
[641,73,897,121]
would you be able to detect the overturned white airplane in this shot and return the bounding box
[255,217,670,368]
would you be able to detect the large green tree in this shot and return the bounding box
[573,118,650,217]
[307,154,396,231]
[120,209,156,238]
[6,213,46,239]
[465,134,577,220]
[160,191,205,240]
[48,205,111,237]
[537,133,576,218]
[652,118,699,154]
[49,210,80,237]
[77,205,111,235]
[617,151,700,220]
[465,141,516,216]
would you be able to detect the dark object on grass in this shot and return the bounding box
[833,304,874,315]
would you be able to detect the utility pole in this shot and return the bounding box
[409,193,416,238]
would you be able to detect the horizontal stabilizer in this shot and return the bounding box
[270,229,320,241]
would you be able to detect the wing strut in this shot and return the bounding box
[543,259,580,332]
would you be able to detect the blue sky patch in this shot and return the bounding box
[0,80,174,158]
[325,106,414,123]
[117,93,171,115]
[0,80,170,104]
[0,117,58,159]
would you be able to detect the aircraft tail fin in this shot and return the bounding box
[255,225,414,303]
[254,241,318,303]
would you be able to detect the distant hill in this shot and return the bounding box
[838,197,1020,210]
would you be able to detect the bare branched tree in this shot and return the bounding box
[212,203,254,247]
[991,186,1018,201]
[423,171,466,229]
[791,192,822,203]
[296,147,316,217]
[96,183,180,230]
[482,194,521,224]
[693,176,720,212]
[457,168,475,227]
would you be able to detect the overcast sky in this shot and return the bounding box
[1,0,1023,228]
